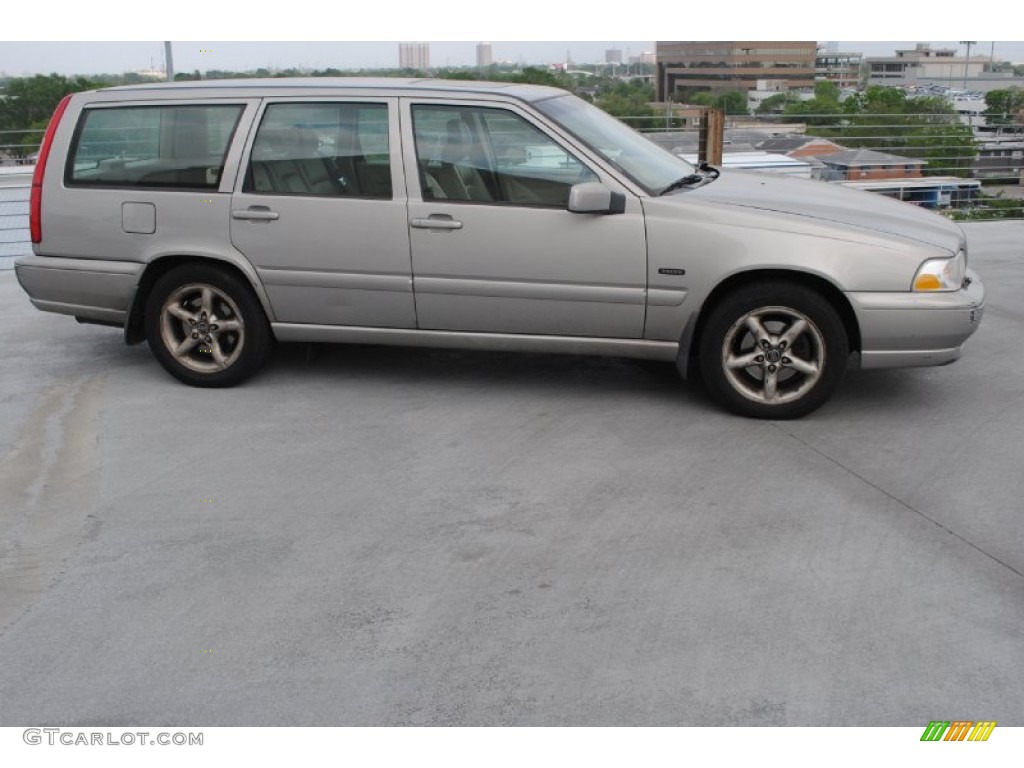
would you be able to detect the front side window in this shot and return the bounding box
[67,104,243,189]
[245,102,392,199]
[412,104,596,207]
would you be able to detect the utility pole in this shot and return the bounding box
[164,41,174,82]
[960,41,975,90]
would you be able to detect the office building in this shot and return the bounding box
[656,41,817,101]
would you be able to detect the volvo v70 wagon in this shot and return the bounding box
[16,78,985,418]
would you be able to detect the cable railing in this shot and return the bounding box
[0,176,31,269]
[631,111,1024,220]
[0,127,45,161]
[0,128,42,269]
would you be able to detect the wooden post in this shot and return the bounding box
[698,108,725,166]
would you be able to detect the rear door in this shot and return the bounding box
[51,98,257,263]
[229,97,415,328]
[402,99,648,338]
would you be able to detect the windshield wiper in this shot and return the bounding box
[659,161,720,196]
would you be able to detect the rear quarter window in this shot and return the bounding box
[65,104,244,190]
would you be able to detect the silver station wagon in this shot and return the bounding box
[16,78,985,418]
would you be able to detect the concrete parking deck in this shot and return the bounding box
[1,222,1022,726]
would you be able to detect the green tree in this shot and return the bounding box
[783,80,842,125]
[594,78,656,128]
[439,70,478,81]
[717,91,748,115]
[509,67,572,88]
[805,87,978,177]
[0,73,105,131]
[983,88,1024,126]
[784,97,839,126]
[756,92,799,114]
[688,90,747,115]
[813,80,840,103]
[901,122,977,176]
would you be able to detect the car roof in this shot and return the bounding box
[94,77,569,104]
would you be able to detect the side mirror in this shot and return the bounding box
[567,182,626,215]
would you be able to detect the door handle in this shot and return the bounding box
[411,215,463,230]
[232,207,279,221]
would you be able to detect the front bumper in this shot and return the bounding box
[14,255,143,325]
[849,267,985,369]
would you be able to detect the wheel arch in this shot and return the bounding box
[677,268,861,379]
[125,254,274,345]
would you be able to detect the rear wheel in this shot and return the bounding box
[698,282,848,419]
[144,264,271,387]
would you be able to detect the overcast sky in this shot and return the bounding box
[2,41,1024,77]
[3,1,1021,76]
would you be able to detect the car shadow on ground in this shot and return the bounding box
[264,341,700,402]
[256,341,949,420]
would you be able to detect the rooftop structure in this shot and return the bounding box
[865,42,1005,90]
[677,150,814,177]
[756,136,845,158]
[819,148,927,181]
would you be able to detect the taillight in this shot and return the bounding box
[30,93,73,244]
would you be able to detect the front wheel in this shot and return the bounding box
[698,282,848,419]
[144,264,271,387]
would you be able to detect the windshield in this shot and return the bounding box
[535,93,694,195]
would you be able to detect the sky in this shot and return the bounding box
[2,2,1022,76]
[3,41,1024,78]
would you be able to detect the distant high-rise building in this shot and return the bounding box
[399,42,430,70]
[476,42,493,68]
[655,41,817,101]
[605,48,623,65]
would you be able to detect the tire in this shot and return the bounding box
[144,264,271,388]
[698,281,848,419]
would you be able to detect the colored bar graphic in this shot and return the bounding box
[944,721,973,741]
[968,721,997,741]
[921,721,950,741]
[920,720,996,741]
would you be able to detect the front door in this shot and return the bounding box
[403,100,647,338]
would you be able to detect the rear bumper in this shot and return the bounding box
[14,255,142,325]
[849,267,985,369]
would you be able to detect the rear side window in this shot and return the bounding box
[66,104,243,190]
[244,102,392,199]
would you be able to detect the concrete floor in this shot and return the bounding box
[1,222,1022,726]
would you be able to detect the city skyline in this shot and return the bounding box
[2,41,1024,79]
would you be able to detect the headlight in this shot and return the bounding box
[913,251,966,291]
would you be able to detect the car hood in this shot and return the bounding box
[678,170,966,254]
